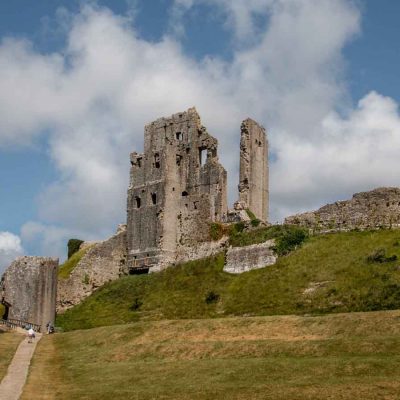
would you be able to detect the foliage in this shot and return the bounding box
[273,227,309,256]
[229,224,308,250]
[0,304,4,319]
[205,291,220,304]
[67,239,84,259]
[58,248,89,279]
[245,209,261,227]
[57,229,400,331]
[366,248,398,263]
[209,223,228,241]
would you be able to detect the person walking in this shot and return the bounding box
[27,327,35,343]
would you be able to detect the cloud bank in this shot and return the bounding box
[0,232,23,275]
[0,0,399,257]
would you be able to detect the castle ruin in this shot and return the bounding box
[127,108,268,273]
[237,119,269,221]
[285,187,400,232]
[1,256,58,330]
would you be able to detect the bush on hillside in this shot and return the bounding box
[273,228,309,256]
[67,239,84,259]
[205,291,220,304]
[366,248,397,263]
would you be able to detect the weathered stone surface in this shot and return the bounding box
[285,187,400,232]
[127,108,228,272]
[237,119,269,222]
[1,257,58,330]
[57,225,127,313]
[224,240,276,274]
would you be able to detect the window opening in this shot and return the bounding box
[182,191,189,197]
[151,193,157,205]
[154,153,160,169]
[199,148,207,166]
[176,132,183,141]
[135,197,141,208]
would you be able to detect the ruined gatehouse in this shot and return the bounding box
[1,256,58,330]
[127,108,269,273]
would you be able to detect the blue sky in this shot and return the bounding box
[1,0,400,272]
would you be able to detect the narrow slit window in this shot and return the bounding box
[176,132,182,141]
[154,153,160,169]
[135,197,141,208]
[199,148,207,166]
[151,193,157,205]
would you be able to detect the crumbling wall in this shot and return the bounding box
[223,240,276,274]
[237,119,269,222]
[1,256,58,330]
[57,225,127,313]
[127,108,228,272]
[285,187,400,232]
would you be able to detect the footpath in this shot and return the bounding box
[0,331,42,400]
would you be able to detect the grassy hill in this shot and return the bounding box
[0,329,23,381]
[57,228,400,331]
[22,311,400,399]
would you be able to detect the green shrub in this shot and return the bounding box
[273,227,309,256]
[367,248,397,263]
[68,239,84,259]
[210,223,225,241]
[205,291,220,304]
[130,298,143,311]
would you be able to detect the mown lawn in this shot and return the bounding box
[23,310,400,399]
[57,229,400,331]
[0,328,23,381]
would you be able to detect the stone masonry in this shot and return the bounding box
[223,240,277,274]
[285,187,400,232]
[237,119,269,221]
[1,256,58,330]
[127,108,228,272]
[57,225,127,313]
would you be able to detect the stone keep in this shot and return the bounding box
[1,256,58,330]
[238,119,269,221]
[127,107,228,272]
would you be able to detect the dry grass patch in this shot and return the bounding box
[0,328,23,381]
[23,310,400,399]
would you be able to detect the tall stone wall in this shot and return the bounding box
[127,108,228,272]
[1,256,58,330]
[57,225,127,313]
[285,187,400,231]
[238,119,269,221]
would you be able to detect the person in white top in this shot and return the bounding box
[27,327,35,343]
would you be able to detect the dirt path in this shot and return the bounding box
[0,332,42,400]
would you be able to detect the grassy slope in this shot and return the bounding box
[22,311,400,399]
[0,329,23,381]
[57,229,400,331]
[58,247,89,279]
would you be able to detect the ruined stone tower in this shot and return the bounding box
[127,108,227,272]
[238,119,269,221]
[1,256,58,330]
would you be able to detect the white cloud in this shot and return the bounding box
[1,1,400,256]
[0,232,23,275]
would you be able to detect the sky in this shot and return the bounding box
[1,0,400,273]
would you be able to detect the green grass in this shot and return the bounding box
[0,329,23,381]
[57,229,400,331]
[58,247,89,279]
[22,311,400,399]
[0,303,5,319]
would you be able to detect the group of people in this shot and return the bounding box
[26,322,54,343]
